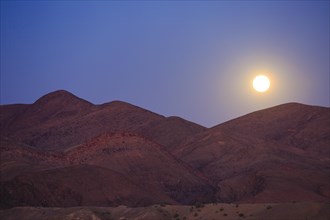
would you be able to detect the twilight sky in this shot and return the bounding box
[1,1,329,127]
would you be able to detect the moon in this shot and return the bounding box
[253,75,270,92]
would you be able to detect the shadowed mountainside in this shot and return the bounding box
[1,164,170,208]
[175,103,330,203]
[0,91,213,208]
[0,90,329,209]
[0,90,205,152]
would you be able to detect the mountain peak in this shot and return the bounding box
[33,90,91,106]
[21,90,94,123]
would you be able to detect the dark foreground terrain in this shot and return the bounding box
[1,202,329,220]
[0,90,329,219]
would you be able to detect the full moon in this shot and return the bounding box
[253,75,270,92]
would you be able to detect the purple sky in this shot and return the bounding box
[1,1,329,127]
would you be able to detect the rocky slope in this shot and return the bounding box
[0,90,329,208]
[0,132,215,208]
[175,103,330,203]
[0,90,205,152]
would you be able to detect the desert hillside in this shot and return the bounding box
[0,90,329,211]
[175,103,330,203]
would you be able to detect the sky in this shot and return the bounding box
[1,1,329,127]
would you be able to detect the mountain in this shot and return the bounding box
[0,90,213,208]
[0,90,329,209]
[1,164,169,208]
[175,103,330,203]
[0,132,215,207]
[0,90,205,152]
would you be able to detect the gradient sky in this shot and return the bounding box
[1,1,329,127]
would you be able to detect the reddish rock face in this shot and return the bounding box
[175,103,330,203]
[0,90,205,152]
[0,90,329,208]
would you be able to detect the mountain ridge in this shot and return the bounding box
[0,90,329,208]
[1,90,204,152]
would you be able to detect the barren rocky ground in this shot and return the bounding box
[1,202,329,220]
[0,90,329,219]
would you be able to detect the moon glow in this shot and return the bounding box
[253,75,270,92]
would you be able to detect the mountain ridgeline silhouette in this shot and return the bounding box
[0,90,329,208]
